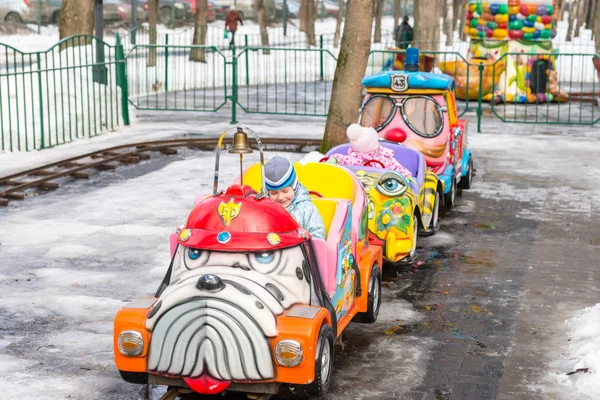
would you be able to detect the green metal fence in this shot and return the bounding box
[2,33,599,153]
[491,52,600,125]
[126,43,228,112]
[367,49,600,130]
[235,47,338,117]
[0,35,128,152]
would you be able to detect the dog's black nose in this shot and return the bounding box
[197,274,225,292]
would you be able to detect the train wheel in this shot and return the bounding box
[445,178,456,210]
[353,264,382,323]
[293,324,334,398]
[459,157,473,190]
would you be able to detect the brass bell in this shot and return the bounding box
[229,127,253,154]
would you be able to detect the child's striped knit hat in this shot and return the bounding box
[264,156,299,191]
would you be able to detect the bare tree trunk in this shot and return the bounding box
[59,0,94,48]
[452,0,461,35]
[190,0,207,62]
[374,0,383,43]
[148,0,158,67]
[334,0,345,48]
[322,0,374,152]
[459,0,468,40]
[257,0,271,54]
[588,0,597,32]
[414,0,441,51]
[566,0,576,40]
[300,0,308,33]
[393,0,401,30]
[575,0,586,37]
[307,0,317,46]
[443,0,453,45]
[558,0,567,22]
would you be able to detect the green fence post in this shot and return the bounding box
[477,61,484,133]
[319,35,324,81]
[231,47,238,124]
[36,53,45,149]
[37,0,41,34]
[170,5,176,29]
[115,34,130,126]
[244,35,249,87]
[165,34,169,92]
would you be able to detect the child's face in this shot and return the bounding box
[268,186,295,208]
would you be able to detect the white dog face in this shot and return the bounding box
[169,245,311,306]
[145,245,312,381]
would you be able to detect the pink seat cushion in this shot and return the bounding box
[312,200,351,297]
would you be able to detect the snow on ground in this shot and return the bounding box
[0,105,598,398]
[0,42,125,152]
[0,147,308,399]
[551,303,600,399]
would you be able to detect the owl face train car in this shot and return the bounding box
[325,142,444,265]
[113,128,382,399]
[360,48,474,209]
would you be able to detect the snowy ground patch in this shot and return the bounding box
[553,303,600,399]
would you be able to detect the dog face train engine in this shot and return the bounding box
[113,127,383,398]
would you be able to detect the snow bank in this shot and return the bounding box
[0,41,125,152]
[555,303,600,398]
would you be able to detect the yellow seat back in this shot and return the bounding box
[293,162,356,202]
[242,162,357,204]
[241,163,264,193]
[311,198,338,237]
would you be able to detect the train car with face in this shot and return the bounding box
[359,48,474,209]
[324,141,443,265]
[113,128,383,399]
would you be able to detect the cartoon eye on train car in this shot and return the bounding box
[324,141,444,265]
[113,127,383,399]
[359,48,474,209]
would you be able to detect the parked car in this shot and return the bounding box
[152,0,216,25]
[0,0,145,25]
[210,0,227,20]
[115,1,147,23]
[319,0,339,18]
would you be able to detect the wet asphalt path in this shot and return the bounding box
[1,121,598,400]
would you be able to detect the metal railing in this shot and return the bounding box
[2,33,598,152]
[0,35,128,152]
[491,52,600,125]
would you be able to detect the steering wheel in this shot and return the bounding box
[319,157,330,163]
[309,190,323,198]
[363,159,385,168]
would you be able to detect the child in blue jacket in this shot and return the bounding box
[264,156,326,241]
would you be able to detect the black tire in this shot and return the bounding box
[292,324,334,398]
[420,192,440,237]
[4,12,23,24]
[353,264,381,323]
[458,157,473,190]
[445,177,456,210]
[119,371,148,384]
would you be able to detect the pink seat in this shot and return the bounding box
[311,199,352,297]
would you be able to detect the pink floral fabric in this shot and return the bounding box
[330,147,412,177]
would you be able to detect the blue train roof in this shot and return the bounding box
[362,70,456,92]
